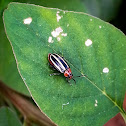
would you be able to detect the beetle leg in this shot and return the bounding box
[48,63,52,67]
[66,78,72,85]
[50,73,61,76]
[48,63,56,70]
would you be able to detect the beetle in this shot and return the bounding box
[48,53,83,83]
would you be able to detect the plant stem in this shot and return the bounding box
[120,111,126,124]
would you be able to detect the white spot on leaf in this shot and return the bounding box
[90,19,92,21]
[56,11,62,22]
[95,100,98,103]
[99,26,102,28]
[48,36,54,43]
[51,27,63,37]
[61,33,67,37]
[23,17,32,25]
[103,67,109,73]
[62,102,69,109]
[94,100,98,107]
[95,104,98,107]
[67,24,69,27]
[85,39,92,46]
[57,37,61,41]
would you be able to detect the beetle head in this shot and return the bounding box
[64,68,73,80]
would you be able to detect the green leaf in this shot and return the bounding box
[3,3,126,126]
[0,17,29,95]
[0,107,22,126]
[0,0,86,98]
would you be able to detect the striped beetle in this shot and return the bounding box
[48,53,83,83]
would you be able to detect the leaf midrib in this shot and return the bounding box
[66,59,124,114]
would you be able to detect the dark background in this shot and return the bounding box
[110,0,126,35]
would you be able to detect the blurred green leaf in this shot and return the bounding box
[83,0,122,21]
[0,17,29,95]
[0,107,22,126]
[3,3,126,126]
[0,0,13,15]
[27,0,87,12]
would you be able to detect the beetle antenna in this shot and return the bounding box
[73,74,87,78]
[72,78,76,84]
